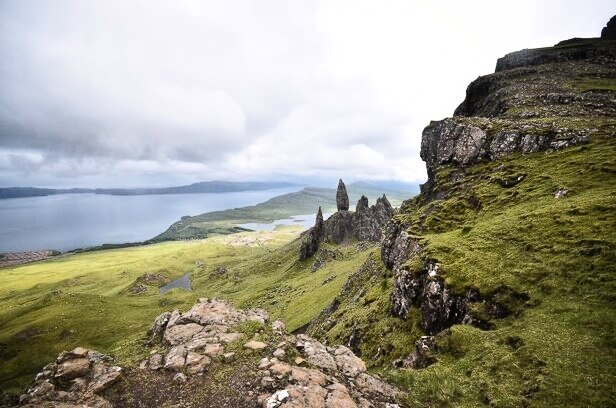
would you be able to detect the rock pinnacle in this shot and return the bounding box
[336,179,349,211]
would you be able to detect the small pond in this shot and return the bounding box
[159,273,192,294]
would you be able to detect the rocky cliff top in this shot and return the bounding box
[420,25,616,197]
[601,15,616,39]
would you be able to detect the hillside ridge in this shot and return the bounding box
[307,20,615,407]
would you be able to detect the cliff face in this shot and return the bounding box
[393,34,616,336]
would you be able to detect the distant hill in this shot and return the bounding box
[150,181,418,242]
[0,180,418,199]
[0,187,92,199]
[0,181,298,199]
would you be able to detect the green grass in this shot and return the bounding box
[0,225,372,393]
[399,137,616,406]
[570,78,616,93]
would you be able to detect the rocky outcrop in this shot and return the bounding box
[18,347,121,407]
[602,15,616,39]
[143,298,268,373]
[299,183,394,260]
[419,33,616,200]
[353,196,380,241]
[494,37,616,72]
[420,117,593,190]
[393,336,437,369]
[151,299,402,407]
[321,194,395,244]
[299,209,326,261]
[257,335,401,408]
[385,231,468,335]
[19,299,402,407]
[336,179,349,211]
[380,219,421,272]
[382,216,522,337]
[320,210,353,244]
[372,195,394,226]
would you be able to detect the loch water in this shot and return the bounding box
[0,187,301,253]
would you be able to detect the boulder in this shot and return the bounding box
[185,352,210,374]
[54,358,90,381]
[272,320,286,336]
[148,311,171,341]
[19,348,120,407]
[244,340,268,350]
[296,335,337,372]
[163,322,203,346]
[398,336,437,369]
[332,345,366,378]
[164,346,187,370]
[260,333,402,407]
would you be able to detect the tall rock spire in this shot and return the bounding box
[315,206,324,233]
[336,179,349,211]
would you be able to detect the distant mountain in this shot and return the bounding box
[0,187,92,199]
[0,181,299,199]
[348,180,419,194]
[92,181,299,196]
[0,180,419,199]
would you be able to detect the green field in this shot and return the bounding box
[0,226,372,393]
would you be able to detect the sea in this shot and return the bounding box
[0,187,302,253]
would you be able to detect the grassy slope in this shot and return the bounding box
[0,226,371,393]
[151,184,414,241]
[309,135,616,407]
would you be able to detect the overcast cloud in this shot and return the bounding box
[0,0,614,188]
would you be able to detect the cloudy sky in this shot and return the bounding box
[1,1,613,188]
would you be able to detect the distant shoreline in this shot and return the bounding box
[0,181,300,199]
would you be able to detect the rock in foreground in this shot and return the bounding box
[19,347,121,407]
[17,298,402,407]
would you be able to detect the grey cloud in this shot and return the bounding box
[1,0,614,187]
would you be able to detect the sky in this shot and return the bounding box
[0,1,614,188]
